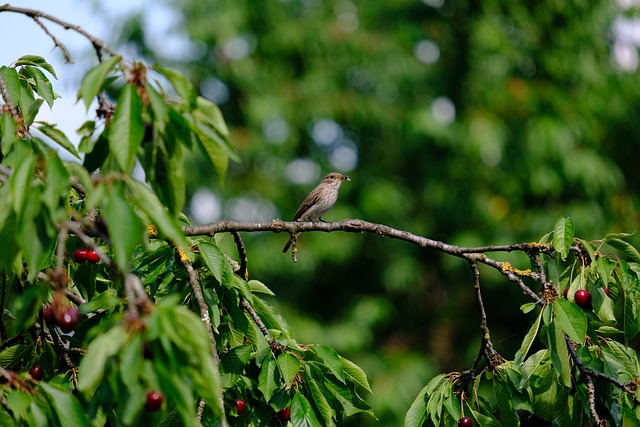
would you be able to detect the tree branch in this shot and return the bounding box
[177,250,227,426]
[0,4,118,58]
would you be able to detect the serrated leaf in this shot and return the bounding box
[35,123,80,159]
[103,182,144,271]
[42,150,70,219]
[605,238,640,263]
[39,382,89,426]
[546,319,571,387]
[341,357,372,393]
[15,55,57,79]
[278,352,302,389]
[0,66,21,106]
[77,325,130,395]
[493,370,520,427]
[304,364,336,426]
[198,241,234,286]
[78,56,121,110]
[10,154,35,216]
[258,353,279,402]
[153,65,197,108]
[553,217,574,260]
[19,67,56,109]
[109,84,144,172]
[553,298,587,343]
[405,375,446,427]
[309,344,345,383]
[126,179,190,255]
[514,307,543,367]
[248,279,276,296]
[1,112,19,155]
[291,392,323,427]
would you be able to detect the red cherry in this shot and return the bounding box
[43,305,55,325]
[29,364,44,381]
[603,287,611,297]
[459,416,473,427]
[276,407,290,423]
[563,288,569,299]
[145,390,163,412]
[73,249,87,263]
[235,399,246,415]
[85,250,100,264]
[57,307,79,333]
[574,290,592,309]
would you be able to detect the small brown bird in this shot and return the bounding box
[282,172,351,253]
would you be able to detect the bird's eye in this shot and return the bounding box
[329,174,335,179]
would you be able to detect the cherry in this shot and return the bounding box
[145,390,163,412]
[73,249,87,263]
[275,407,290,423]
[43,305,55,325]
[29,364,44,381]
[57,307,80,333]
[235,399,246,415]
[574,290,592,309]
[603,287,611,297]
[563,288,569,299]
[85,250,100,264]
[459,416,473,427]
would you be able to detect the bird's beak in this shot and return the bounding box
[343,176,351,181]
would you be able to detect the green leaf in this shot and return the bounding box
[19,67,56,109]
[39,382,89,426]
[605,237,640,263]
[553,217,574,260]
[514,306,543,367]
[103,182,144,271]
[11,283,48,334]
[35,123,80,159]
[493,369,520,427]
[341,357,372,393]
[309,344,345,383]
[15,55,57,79]
[109,84,144,172]
[0,66,21,106]
[198,241,234,286]
[42,151,70,219]
[1,112,19,155]
[304,364,336,426]
[404,374,446,427]
[78,56,121,110]
[546,319,572,387]
[291,392,323,427]
[77,325,130,395]
[248,279,276,296]
[258,353,279,402]
[10,154,35,217]
[0,344,34,369]
[153,65,197,108]
[126,179,190,253]
[553,298,587,343]
[278,352,302,389]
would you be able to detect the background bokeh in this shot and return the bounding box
[6,0,640,424]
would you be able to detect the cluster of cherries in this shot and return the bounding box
[73,248,100,264]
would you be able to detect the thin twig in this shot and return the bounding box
[0,4,118,57]
[240,298,271,339]
[178,251,227,426]
[32,16,72,63]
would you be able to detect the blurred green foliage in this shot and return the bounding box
[114,0,640,424]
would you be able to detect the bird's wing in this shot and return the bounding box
[293,186,322,220]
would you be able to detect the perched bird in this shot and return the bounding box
[282,172,351,253]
